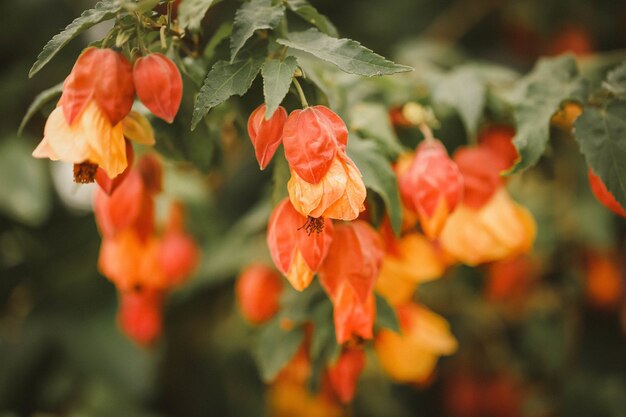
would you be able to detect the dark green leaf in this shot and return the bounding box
[285,0,338,37]
[510,55,588,173]
[349,102,404,157]
[178,0,216,31]
[191,56,264,130]
[374,293,400,333]
[603,61,626,100]
[29,1,121,78]
[262,57,298,119]
[255,318,304,382]
[203,22,233,60]
[277,28,412,77]
[18,82,63,135]
[433,67,486,137]
[347,135,402,235]
[574,100,626,209]
[230,0,284,60]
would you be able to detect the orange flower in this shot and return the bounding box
[453,146,504,209]
[585,251,623,310]
[236,264,283,324]
[247,104,287,169]
[375,303,457,384]
[439,189,536,266]
[267,198,334,291]
[318,221,384,343]
[326,347,366,404]
[32,48,136,179]
[398,139,463,239]
[133,53,182,123]
[117,289,164,346]
[588,169,626,218]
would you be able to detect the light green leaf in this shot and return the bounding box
[191,55,263,130]
[0,137,51,226]
[433,67,486,137]
[18,82,63,135]
[261,57,298,119]
[230,0,284,60]
[29,0,121,78]
[574,100,626,209]
[255,318,304,382]
[603,61,626,100]
[349,102,404,157]
[277,28,412,77]
[285,0,337,37]
[510,55,588,173]
[374,294,400,333]
[178,0,217,31]
[347,135,402,235]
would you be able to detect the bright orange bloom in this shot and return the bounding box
[588,169,626,218]
[236,264,283,324]
[319,221,384,343]
[585,251,623,310]
[375,303,457,384]
[117,289,164,346]
[439,189,536,266]
[267,198,334,291]
[247,104,287,169]
[326,347,366,404]
[32,48,136,179]
[133,53,182,123]
[398,139,463,239]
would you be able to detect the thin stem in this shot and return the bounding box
[292,77,309,108]
[135,13,148,54]
[418,123,435,142]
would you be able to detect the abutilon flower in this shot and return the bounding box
[33,47,136,180]
[133,53,183,123]
[477,125,519,172]
[247,104,287,169]
[326,347,366,404]
[318,221,384,344]
[453,146,506,209]
[117,289,164,346]
[398,139,463,239]
[236,264,283,324]
[375,303,458,384]
[588,169,626,218]
[267,198,333,291]
[282,106,366,221]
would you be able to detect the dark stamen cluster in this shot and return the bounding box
[298,216,325,235]
[73,162,98,184]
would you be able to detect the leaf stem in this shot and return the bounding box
[292,77,309,108]
[418,123,435,142]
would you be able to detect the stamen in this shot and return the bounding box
[297,216,325,235]
[73,162,98,184]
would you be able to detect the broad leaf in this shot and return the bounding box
[230,0,284,60]
[510,55,588,173]
[277,28,412,77]
[191,56,264,130]
[349,102,404,157]
[255,318,304,382]
[178,0,216,31]
[574,100,626,209]
[374,293,400,333]
[603,61,626,100]
[433,67,486,137]
[285,0,337,37]
[347,135,403,235]
[29,0,121,78]
[18,82,63,135]
[261,57,298,119]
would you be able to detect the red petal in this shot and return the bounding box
[118,289,164,346]
[454,146,503,209]
[247,104,287,169]
[133,53,182,123]
[327,348,366,403]
[93,49,135,125]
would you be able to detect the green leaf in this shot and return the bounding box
[277,28,412,77]
[349,102,404,157]
[203,22,233,60]
[347,135,402,235]
[191,55,264,130]
[433,67,486,137]
[18,82,63,135]
[603,61,626,100]
[261,57,298,119]
[574,100,626,209]
[178,0,217,31]
[0,137,51,226]
[374,294,400,333]
[230,0,284,61]
[285,0,337,37]
[255,318,304,382]
[510,55,588,173]
[29,1,121,78]
[271,151,290,205]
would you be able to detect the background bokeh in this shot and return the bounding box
[1,0,625,416]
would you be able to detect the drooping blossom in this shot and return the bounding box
[247,104,287,169]
[267,198,333,291]
[117,289,165,346]
[133,53,183,123]
[236,264,284,324]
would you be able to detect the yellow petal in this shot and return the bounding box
[286,249,315,291]
[122,111,156,145]
[320,158,366,220]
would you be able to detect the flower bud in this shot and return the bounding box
[247,104,287,169]
[326,348,366,404]
[118,289,164,346]
[133,53,183,123]
[236,264,283,324]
